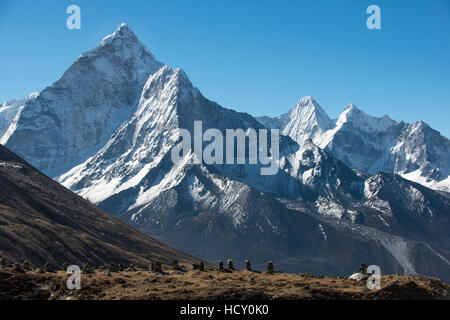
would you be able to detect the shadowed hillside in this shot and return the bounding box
[0,144,202,268]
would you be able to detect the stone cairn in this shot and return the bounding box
[172,260,181,270]
[244,260,252,271]
[192,261,205,271]
[358,263,368,274]
[82,263,93,274]
[13,263,26,273]
[43,261,54,273]
[22,260,33,271]
[108,263,118,272]
[266,261,274,274]
[127,264,136,271]
[218,260,224,271]
[227,259,234,270]
[62,262,70,271]
[150,261,163,273]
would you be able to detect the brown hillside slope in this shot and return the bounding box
[0,267,448,300]
[0,144,201,268]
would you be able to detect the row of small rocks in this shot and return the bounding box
[1,257,378,283]
[106,259,278,274]
[216,259,277,274]
[0,258,131,274]
[0,259,54,274]
[0,257,280,274]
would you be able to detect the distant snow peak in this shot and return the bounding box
[260,96,449,192]
[0,91,39,144]
[80,23,162,78]
[346,103,359,112]
[290,96,331,126]
[1,23,166,177]
[257,95,333,145]
[101,22,137,45]
[298,95,316,105]
[1,91,39,109]
[294,95,326,114]
[336,102,396,132]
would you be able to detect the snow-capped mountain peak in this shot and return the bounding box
[2,23,165,176]
[288,96,331,126]
[96,22,156,61]
[2,91,39,108]
[257,96,332,145]
[259,97,450,192]
[101,23,136,44]
[79,23,163,84]
[0,91,39,144]
[335,103,396,133]
[291,96,331,125]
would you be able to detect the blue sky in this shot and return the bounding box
[1,0,449,137]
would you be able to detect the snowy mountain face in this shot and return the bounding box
[0,92,39,144]
[257,100,450,193]
[1,24,449,280]
[273,96,333,144]
[1,23,163,177]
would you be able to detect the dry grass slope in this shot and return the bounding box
[0,265,448,300]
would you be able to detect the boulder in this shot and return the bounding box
[266,261,274,274]
[348,272,370,281]
[244,260,252,271]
